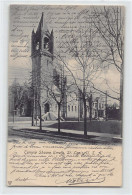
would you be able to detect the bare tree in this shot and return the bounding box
[41,66,67,133]
[10,80,32,116]
[54,16,103,136]
[31,56,75,133]
[91,6,124,116]
[40,59,79,133]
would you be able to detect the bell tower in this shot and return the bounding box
[31,12,54,118]
[31,12,54,56]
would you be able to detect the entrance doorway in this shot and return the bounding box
[44,103,49,113]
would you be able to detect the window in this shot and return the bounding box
[75,106,77,111]
[44,37,49,49]
[68,105,70,112]
[72,106,73,111]
[36,42,39,50]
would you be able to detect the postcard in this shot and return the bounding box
[7,5,124,186]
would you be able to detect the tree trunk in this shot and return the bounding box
[39,104,42,131]
[105,91,108,121]
[120,73,123,118]
[32,108,34,126]
[97,99,99,119]
[78,98,80,122]
[120,72,123,137]
[89,94,92,122]
[36,107,38,126]
[84,98,87,136]
[89,104,92,122]
[32,98,35,126]
[58,103,61,133]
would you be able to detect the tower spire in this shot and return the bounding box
[32,28,35,34]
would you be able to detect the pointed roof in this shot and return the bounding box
[40,12,49,34]
[32,28,35,34]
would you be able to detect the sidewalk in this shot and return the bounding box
[10,122,122,143]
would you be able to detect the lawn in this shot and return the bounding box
[49,120,122,135]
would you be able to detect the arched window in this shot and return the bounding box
[44,103,49,113]
[36,42,39,50]
[68,105,70,112]
[75,106,77,111]
[44,37,49,49]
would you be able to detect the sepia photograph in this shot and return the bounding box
[7,4,124,186]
